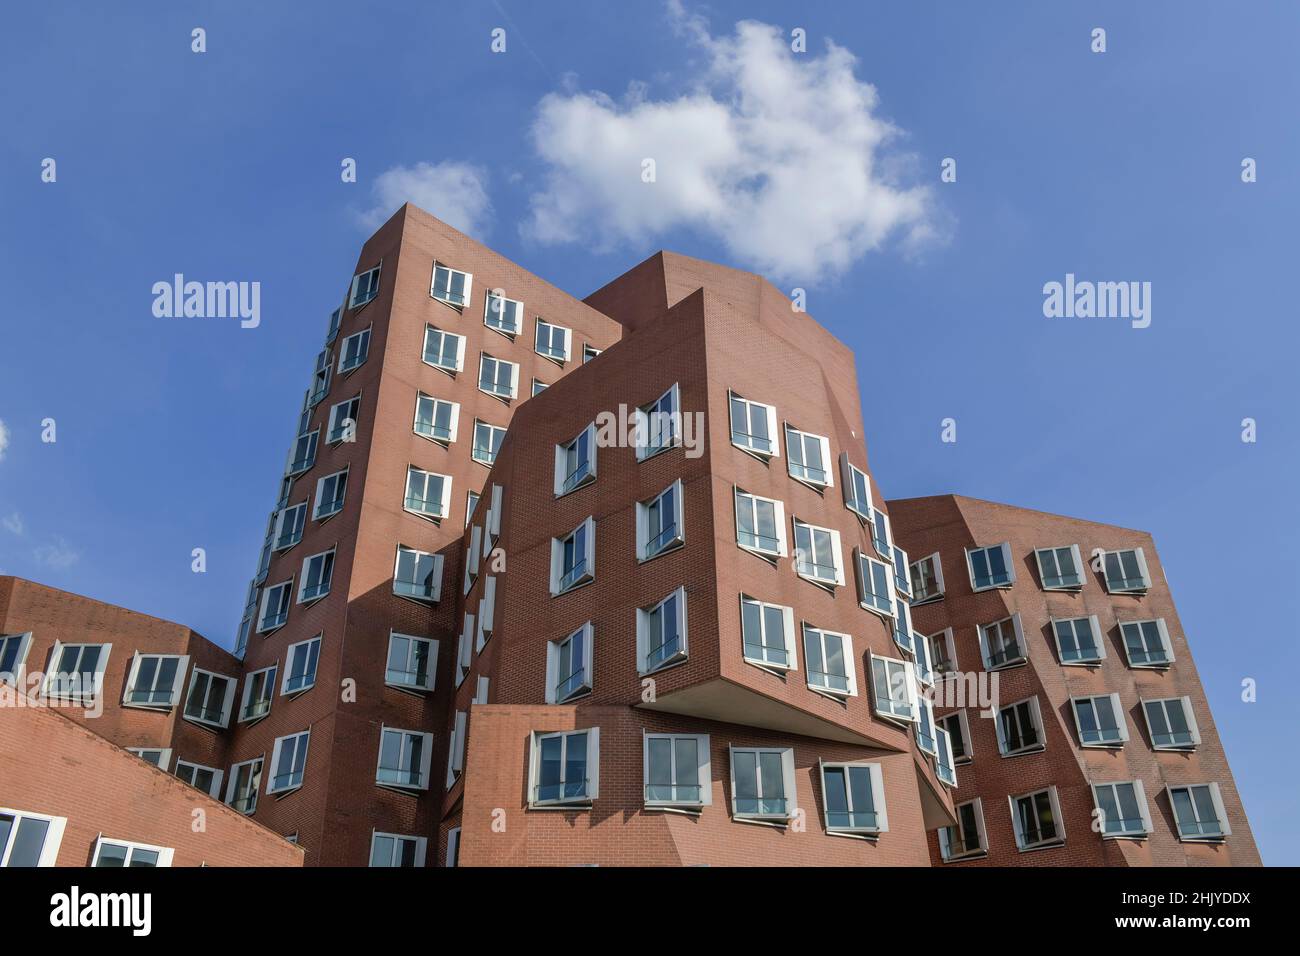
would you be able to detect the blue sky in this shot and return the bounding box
[0,1,1294,863]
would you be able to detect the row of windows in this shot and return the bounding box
[0,809,173,868]
[940,780,1233,861]
[909,543,1153,604]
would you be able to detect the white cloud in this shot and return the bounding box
[358,161,493,239]
[0,418,9,462]
[34,537,80,570]
[522,2,940,282]
[2,512,22,535]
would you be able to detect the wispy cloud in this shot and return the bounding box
[522,1,941,282]
[2,512,22,536]
[358,161,493,239]
[34,537,80,570]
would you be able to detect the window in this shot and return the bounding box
[535,319,571,362]
[370,832,426,867]
[939,710,971,763]
[225,757,263,814]
[0,632,31,686]
[282,635,321,695]
[478,353,519,399]
[423,326,466,373]
[476,576,496,651]
[909,552,945,604]
[463,525,482,594]
[915,695,937,755]
[1102,547,1151,594]
[839,453,872,520]
[1120,619,1174,667]
[455,615,473,687]
[1142,697,1200,750]
[122,652,188,709]
[935,726,958,787]
[728,392,779,458]
[235,583,257,658]
[583,344,601,363]
[394,545,442,603]
[912,625,933,685]
[977,613,1026,670]
[473,676,490,705]
[43,642,111,701]
[636,480,684,561]
[729,746,795,821]
[350,264,381,308]
[325,304,342,345]
[404,466,452,519]
[376,727,434,791]
[1093,781,1152,838]
[1169,784,1231,841]
[91,837,172,868]
[267,730,310,795]
[337,327,370,373]
[996,697,1045,756]
[740,596,796,672]
[928,629,958,676]
[938,798,986,861]
[870,507,891,558]
[869,654,917,723]
[446,710,467,788]
[967,542,1015,590]
[891,543,912,600]
[550,517,595,594]
[546,623,593,703]
[644,733,711,808]
[484,291,522,334]
[891,595,914,653]
[309,348,332,406]
[255,514,275,582]
[734,488,786,557]
[1052,615,1104,664]
[465,490,480,528]
[446,828,461,867]
[327,395,360,444]
[1071,693,1128,747]
[531,378,548,396]
[239,664,277,722]
[820,762,886,835]
[529,729,599,806]
[273,502,307,550]
[636,587,688,674]
[1035,544,1084,590]
[855,550,895,618]
[792,519,844,587]
[286,428,319,476]
[414,393,459,444]
[803,625,855,696]
[472,420,506,466]
[313,468,348,520]
[1009,786,1064,851]
[175,761,223,799]
[183,668,236,728]
[635,384,679,460]
[127,747,172,769]
[484,484,503,552]
[554,424,597,495]
[431,263,472,307]
[0,808,65,867]
[785,425,832,487]
[298,548,335,603]
[386,632,437,692]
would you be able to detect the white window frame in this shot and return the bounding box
[928,628,958,676]
[174,760,224,799]
[1092,781,1153,839]
[272,501,308,551]
[855,550,896,619]
[528,728,600,807]
[431,263,473,308]
[386,631,438,693]
[870,507,892,558]
[337,326,371,374]
[455,614,474,687]
[1168,783,1231,842]
[394,544,443,604]
[792,518,845,588]
[1051,614,1105,665]
[802,625,857,698]
[463,525,482,595]
[534,319,572,363]
[42,641,112,702]
[738,595,797,673]
[977,613,1026,671]
[297,547,336,604]
[1008,786,1066,851]
[728,391,780,460]
[583,344,601,363]
[728,746,796,822]
[126,747,172,770]
[1035,544,1085,590]
[554,423,598,496]
[839,453,873,521]
[784,424,833,489]
[376,726,434,793]
[404,465,453,520]
[476,576,497,651]
[90,836,173,868]
[0,632,34,684]
[483,290,522,335]
[446,710,467,789]
[478,352,520,400]
[909,551,946,605]
[1120,618,1175,668]
[939,709,972,763]
[414,392,459,445]
[225,757,264,815]
[635,383,680,461]
[121,652,189,710]
[734,488,787,558]
[182,667,237,729]
[966,542,1016,591]
[308,348,332,407]
[995,695,1046,757]
[0,807,66,867]
[636,479,685,561]
[313,468,348,520]
[636,586,688,675]
[1102,547,1152,594]
[422,325,466,374]
[471,419,507,467]
[286,428,319,476]
[1070,692,1129,748]
[1142,696,1201,751]
[266,729,310,795]
[238,663,278,723]
[546,622,594,704]
[531,378,549,396]
[326,394,360,444]
[349,264,381,308]
[550,517,596,595]
[819,761,887,836]
[939,797,987,862]
[257,578,293,633]
[281,634,321,696]
[369,831,428,867]
[643,732,711,809]
[869,653,917,724]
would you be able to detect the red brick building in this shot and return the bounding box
[0,207,1258,867]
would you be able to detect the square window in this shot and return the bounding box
[394,545,442,603]
[272,502,307,551]
[891,594,914,653]
[257,580,292,633]
[1093,781,1152,838]
[803,625,856,696]
[414,393,459,444]
[43,642,111,701]
[550,517,595,594]
[855,550,896,618]
[0,808,66,867]
[554,424,597,495]
[870,507,892,558]
[1142,696,1200,750]
[1035,544,1084,590]
[308,348,332,407]
[431,263,473,308]
[1168,783,1230,841]
[535,319,571,363]
[644,733,710,808]
[386,631,437,692]
[478,353,519,400]
[635,384,680,460]
[314,469,348,520]
[740,596,796,672]
[282,635,321,696]
[839,453,873,521]
[637,587,688,674]
[174,761,224,799]
[183,668,237,728]
[939,710,971,763]
[225,757,264,814]
[1102,547,1151,594]
[729,746,794,821]
[325,305,342,345]
[785,424,832,488]
[909,552,945,604]
[267,730,310,795]
[91,836,172,868]
[977,613,1026,671]
[404,466,452,520]
[728,392,779,459]
[484,291,522,335]
[1071,693,1129,747]
[337,327,371,374]
[547,623,593,703]
[869,654,917,724]
[792,519,844,587]
[636,480,684,561]
[1052,615,1104,664]
[298,548,335,604]
[423,326,466,373]
[820,762,886,834]
[734,488,786,557]
[939,798,986,861]
[349,264,381,308]
[286,428,319,476]
[967,542,1016,591]
[1120,618,1174,667]
[472,420,506,466]
[995,696,1045,756]
[327,395,360,444]
[122,652,188,709]
[376,727,433,791]
[370,831,426,867]
[238,664,277,722]
[529,729,599,806]
[928,628,958,676]
[1009,786,1064,850]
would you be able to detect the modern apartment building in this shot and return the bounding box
[0,205,1258,867]
[886,495,1260,866]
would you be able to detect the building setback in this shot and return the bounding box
[0,206,1258,867]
